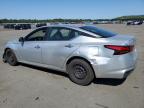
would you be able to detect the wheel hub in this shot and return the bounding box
[73,65,87,79]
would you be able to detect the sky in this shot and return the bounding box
[0,0,144,19]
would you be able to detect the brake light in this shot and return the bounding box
[104,45,134,55]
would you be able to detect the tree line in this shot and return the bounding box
[0,19,94,23]
[0,15,144,23]
[113,15,144,21]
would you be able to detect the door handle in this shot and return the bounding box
[65,44,74,48]
[34,45,40,49]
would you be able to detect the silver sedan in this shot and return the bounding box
[2,25,137,85]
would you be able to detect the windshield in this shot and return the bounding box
[80,26,117,38]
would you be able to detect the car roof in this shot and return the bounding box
[39,24,82,29]
[38,24,100,37]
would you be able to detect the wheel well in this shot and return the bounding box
[3,48,17,59]
[66,56,96,78]
[3,48,10,58]
[5,48,10,52]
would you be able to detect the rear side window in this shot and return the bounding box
[60,29,71,38]
[47,27,79,41]
[80,26,117,38]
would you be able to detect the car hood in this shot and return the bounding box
[7,39,19,44]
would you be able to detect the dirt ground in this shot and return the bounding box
[0,24,144,108]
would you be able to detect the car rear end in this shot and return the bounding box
[80,26,137,79]
[95,35,137,78]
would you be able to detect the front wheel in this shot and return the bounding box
[5,49,18,66]
[67,59,94,86]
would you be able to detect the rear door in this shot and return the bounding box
[41,27,80,68]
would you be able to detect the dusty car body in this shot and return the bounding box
[2,25,137,85]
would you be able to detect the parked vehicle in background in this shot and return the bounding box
[36,23,47,28]
[2,25,137,85]
[127,21,143,25]
[4,24,16,29]
[14,24,31,30]
[93,22,98,24]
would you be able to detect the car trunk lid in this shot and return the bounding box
[107,34,136,46]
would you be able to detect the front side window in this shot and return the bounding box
[47,27,79,41]
[25,28,47,41]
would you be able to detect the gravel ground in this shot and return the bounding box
[0,24,144,108]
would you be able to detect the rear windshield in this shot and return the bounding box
[80,26,117,38]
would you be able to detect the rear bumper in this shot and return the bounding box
[93,64,136,79]
[91,50,137,79]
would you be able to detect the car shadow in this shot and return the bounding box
[93,78,126,86]
[19,63,126,86]
[19,63,68,78]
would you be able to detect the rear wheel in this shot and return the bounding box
[5,49,18,66]
[67,59,94,86]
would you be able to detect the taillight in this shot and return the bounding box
[104,45,134,55]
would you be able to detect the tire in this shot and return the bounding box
[3,52,7,63]
[67,59,94,86]
[5,49,18,66]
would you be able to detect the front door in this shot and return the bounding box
[18,27,48,63]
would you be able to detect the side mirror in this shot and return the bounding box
[19,37,24,42]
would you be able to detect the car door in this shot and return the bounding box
[18,27,48,63]
[41,27,80,69]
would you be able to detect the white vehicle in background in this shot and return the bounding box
[127,21,143,25]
